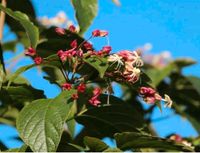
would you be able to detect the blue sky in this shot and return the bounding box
[1,0,200,149]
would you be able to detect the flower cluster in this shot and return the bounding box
[139,87,173,108]
[25,47,43,65]
[108,50,143,83]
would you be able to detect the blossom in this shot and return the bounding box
[92,30,108,37]
[70,39,77,49]
[25,47,36,56]
[123,66,141,83]
[139,87,162,104]
[55,27,66,35]
[57,50,68,62]
[117,50,134,61]
[89,87,102,106]
[76,50,83,57]
[68,25,76,32]
[34,56,43,65]
[84,42,93,50]
[89,97,101,106]
[108,54,124,70]
[102,46,112,54]
[77,83,86,93]
[61,83,72,90]
[72,93,78,100]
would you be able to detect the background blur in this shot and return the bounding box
[1,0,200,148]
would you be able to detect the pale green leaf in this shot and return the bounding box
[0,4,39,48]
[71,0,98,35]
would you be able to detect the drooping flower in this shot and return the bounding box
[77,83,86,93]
[139,87,162,104]
[34,56,43,65]
[61,83,72,90]
[25,47,36,56]
[92,30,108,37]
[55,27,66,35]
[108,54,124,70]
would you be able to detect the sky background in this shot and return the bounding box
[1,0,200,149]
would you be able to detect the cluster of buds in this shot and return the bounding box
[57,39,83,62]
[61,81,102,106]
[108,50,143,83]
[24,47,43,65]
[55,25,77,36]
[61,82,86,100]
[139,87,173,108]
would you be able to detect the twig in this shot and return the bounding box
[0,0,7,73]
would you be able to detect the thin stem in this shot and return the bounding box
[0,0,6,41]
[77,35,93,50]
[59,59,69,82]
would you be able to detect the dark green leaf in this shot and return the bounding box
[16,90,76,152]
[71,0,98,35]
[2,41,18,52]
[84,56,109,78]
[0,4,39,48]
[84,136,109,152]
[0,64,4,90]
[114,132,194,152]
[187,76,200,95]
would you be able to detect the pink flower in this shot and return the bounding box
[93,87,102,97]
[102,46,112,54]
[25,47,36,56]
[77,83,86,93]
[88,87,102,106]
[76,50,83,57]
[139,87,162,104]
[84,42,93,50]
[34,56,43,65]
[61,83,72,90]
[70,40,77,49]
[89,97,101,106]
[55,27,65,35]
[57,50,68,62]
[72,93,79,100]
[68,25,76,33]
[92,30,108,37]
[117,50,134,61]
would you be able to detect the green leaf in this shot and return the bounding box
[84,56,109,78]
[16,90,76,152]
[173,58,196,68]
[2,41,18,52]
[76,95,146,137]
[145,63,175,87]
[71,0,98,35]
[187,76,200,95]
[84,136,109,152]
[6,64,35,89]
[0,4,39,48]
[114,132,194,152]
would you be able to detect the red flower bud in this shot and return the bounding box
[70,40,77,49]
[77,83,86,93]
[25,47,36,56]
[92,30,108,37]
[55,27,66,35]
[61,83,72,90]
[84,42,93,50]
[102,46,112,54]
[34,56,43,65]
[68,25,76,33]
